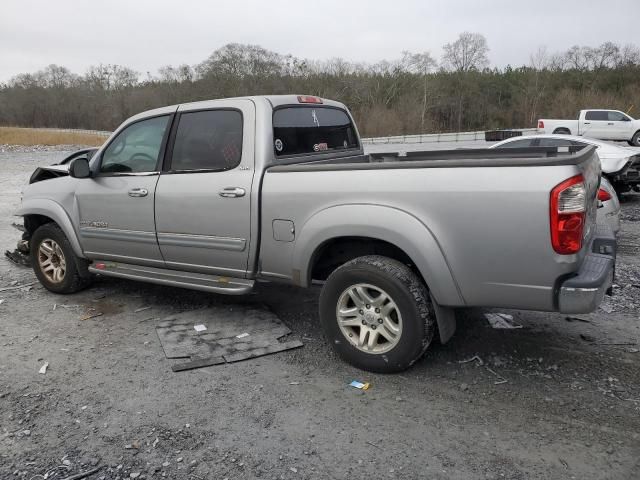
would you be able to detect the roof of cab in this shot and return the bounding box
[126,95,347,124]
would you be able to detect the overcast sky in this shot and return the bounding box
[1,0,638,81]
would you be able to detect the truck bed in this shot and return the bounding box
[260,146,601,311]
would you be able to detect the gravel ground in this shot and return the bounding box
[1,149,639,480]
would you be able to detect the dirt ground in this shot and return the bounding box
[1,149,639,480]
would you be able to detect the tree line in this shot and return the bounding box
[1,33,640,137]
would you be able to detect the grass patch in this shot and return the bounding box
[0,127,108,146]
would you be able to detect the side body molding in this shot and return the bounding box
[15,199,85,258]
[292,204,465,307]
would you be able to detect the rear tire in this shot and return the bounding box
[319,255,435,373]
[30,223,92,294]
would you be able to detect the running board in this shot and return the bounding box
[88,261,254,295]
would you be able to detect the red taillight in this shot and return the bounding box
[550,174,586,255]
[538,120,544,129]
[297,95,323,104]
[94,262,106,270]
[597,188,611,202]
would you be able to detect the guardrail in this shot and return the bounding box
[361,128,538,144]
[26,127,112,137]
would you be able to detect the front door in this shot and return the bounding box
[75,114,172,266]
[154,100,255,277]
[605,111,633,140]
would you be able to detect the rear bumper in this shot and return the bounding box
[558,226,616,314]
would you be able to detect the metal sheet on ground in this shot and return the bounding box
[156,305,303,371]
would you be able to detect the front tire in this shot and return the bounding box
[30,223,92,294]
[319,255,435,373]
[630,131,640,147]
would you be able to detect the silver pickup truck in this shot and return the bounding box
[15,95,616,372]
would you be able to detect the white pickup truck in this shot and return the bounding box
[538,110,640,146]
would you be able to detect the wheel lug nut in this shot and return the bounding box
[361,320,366,325]
[359,309,364,315]
[375,308,380,313]
[371,325,376,330]
[378,318,383,324]
[366,304,371,309]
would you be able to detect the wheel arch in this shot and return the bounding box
[292,204,465,306]
[16,199,84,257]
[553,127,571,135]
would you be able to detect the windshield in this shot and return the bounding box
[273,106,359,157]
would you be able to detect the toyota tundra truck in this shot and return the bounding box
[14,95,616,372]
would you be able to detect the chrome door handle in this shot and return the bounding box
[219,187,246,198]
[607,122,614,125]
[583,122,590,125]
[128,188,148,197]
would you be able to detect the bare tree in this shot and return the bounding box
[441,32,489,72]
[402,51,437,132]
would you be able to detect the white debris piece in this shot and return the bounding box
[193,324,207,332]
[485,313,523,329]
[38,361,49,374]
[236,332,249,339]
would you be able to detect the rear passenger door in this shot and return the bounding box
[154,100,255,277]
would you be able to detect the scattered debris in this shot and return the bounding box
[349,380,370,390]
[460,383,469,391]
[289,381,300,385]
[629,348,639,353]
[485,312,523,329]
[236,332,250,339]
[134,306,151,313]
[459,355,484,366]
[59,466,103,480]
[80,310,103,321]
[580,334,596,343]
[0,281,36,292]
[193,324,207,332]
[39,361,49,374]
[600,304,614,314]
[4,249,31,267]
[565,316,591,323]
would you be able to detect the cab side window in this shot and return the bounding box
[100,116,170,174]
[170,110,243,171]
[585,111,608,121]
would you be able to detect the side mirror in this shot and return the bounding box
[69,157,91,178]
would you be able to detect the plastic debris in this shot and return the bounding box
[236,332,249,339]
[39,361,49,374]
[134,306,151,313]
[193,324,207,332]
[349,380,370,390]
[485,313,522,329]
[80,311,103,321]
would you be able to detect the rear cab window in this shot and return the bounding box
[273,106,359,157]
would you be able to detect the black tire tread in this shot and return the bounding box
[320,255,435,372]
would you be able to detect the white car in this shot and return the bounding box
[597,177,621,235]
[491,134,640,193]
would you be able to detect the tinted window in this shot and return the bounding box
[608,111,628,121]
[539,138,575,147]
[101,116,170,173]
[170,110,243,171]
[495,139,534,148]
[273,107,358,156]
[585,111,608,121]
